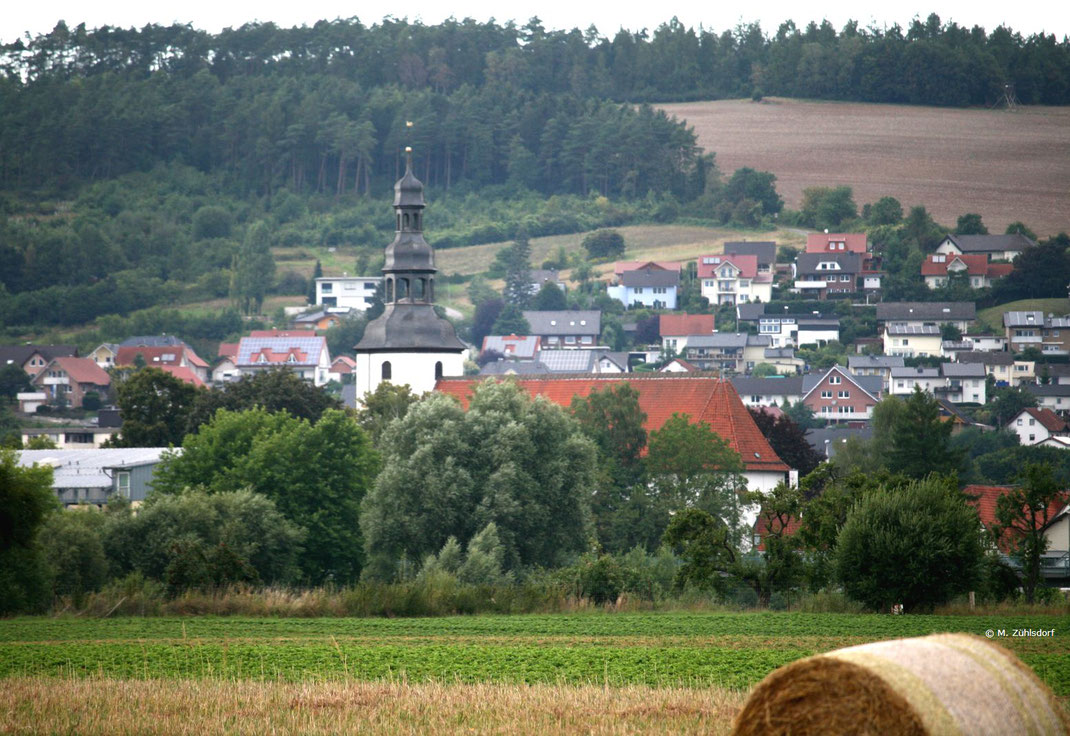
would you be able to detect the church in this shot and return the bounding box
[353,148,466,401]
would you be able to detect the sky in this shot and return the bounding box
[2,0,1068,44]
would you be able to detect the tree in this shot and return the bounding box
[582,229,625,260]
[0,448,56,613]
[647,413,747,543]
[153,408,378,583]
[185,368,342,433]
[360,382,597,578]
[992,235,1070,302]
[231,221,276,315]
[866,196,903,225]
[308,259,323,303]
[835,475,982,612]
[723,167,783,216]
[0,363,32,400]
[662,508,737,595]
[903,205,946,252]
[357,381,419,446]
[955,213,988,235]
[491,302,530,336]
[1005,222,1037,241]
[992,463,1068,603]
[471,298,504,347]
[749,407,824,477]
[40,510,108,598]
[740,482,805,606]
[799,186,857,229]
[501,233,533,308]
[533,281,567,311]
[986,386,1036,427]
[886,388,961,479]
[114,367,199,447]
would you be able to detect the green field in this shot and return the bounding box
[977,298,1070,332]
[3,612,1067,693]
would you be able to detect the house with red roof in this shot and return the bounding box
[1006,407,1070,447]
[752,510,802,551]
[434,374,794,496]
[697,254,773,306]
[116,345,210,385]
[659,314,716,354]
[30,357,111,409]
[806,232,868,255]
[963,484,1069,562]
[922,253,1014,290]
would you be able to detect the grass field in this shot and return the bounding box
[2,611,1067,733]
[977,298,1070,332]
[660,98,1070,238]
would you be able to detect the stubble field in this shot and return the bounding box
[660,98,1070,238]
[2,611,1067,734]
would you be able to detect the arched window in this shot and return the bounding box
[414,214,420,230]
[428,278,434,301]
[382,361,392,380]
[397,278,409,299]
[396,214,401,230]
[435,361,443,380]
[413,278,425,299]
[385,278,394,302]
[403,213,410,229]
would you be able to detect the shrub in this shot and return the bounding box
[582,229,625,260]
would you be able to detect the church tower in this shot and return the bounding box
[354,148,466,401]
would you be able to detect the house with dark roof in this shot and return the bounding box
[723,241,776,272]
[890,363,986,405]
[236,335,331,386]
[737,304,840,349]
[527,269,567,296]
[88,343,120,369]
[953,350,1033,386]
[801,366,882,421]
[792,252,863,299]
[680,333,771,374]
[806,425,874,458]
[1025,384,1070,415]
[1007,407,1070,446]
[697,254,773,305]
[659,313,716,354]
[0,344,78,376]
[293,309,348,330]
[1003,311,1070,356]
[848,355,904,392]
[935,233,1036,262]
[522,311,601,349]
[435,374,795,498]
[875,302,976,330]
[731,376,804,408]
[922,253,1013,290]
[606,263,679,309]
[120,336,189,348]
[29,357,111,409]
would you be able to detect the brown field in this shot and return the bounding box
[0,678,746,735]
[660,98,1070,238]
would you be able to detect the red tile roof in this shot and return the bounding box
[806,233,868,254]
[921,254,998,277]
[1021,407,1069,433]
[218,343,239,360]
[46,357,111,386]
[963,484,1067,552]
[155,364,206,388]
[331,356,357,373]
[614,260,681,276]
[434,375,790,473]
[753,512,802,551]
[697,254,758,280]
[116,346,207,370]
[659,314,717,337]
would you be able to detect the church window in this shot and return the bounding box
[397,278,409,299]
[435,362,443,380]
[382,361,392,380]
[403,213,410,229]
[386,278,394,302]
[413,278,425,299]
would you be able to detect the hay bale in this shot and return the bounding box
[733,633,1069,736]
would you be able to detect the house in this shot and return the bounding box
[614,261,680,277]
[16,392,47,413]
[730,376,804,408]
[1025,384,1070,415]
[659,313,717,354]
[963,484,1068,582]
[522,311,601,349]
[882,325,943,358]
[212,343,240,384]
[20,426,121,449]
[697,254,773,306]
[315,275,382,311]
[921,253,1014,290]
[115,345,210,384]
[527,269,568,295]
[293,309,348,331]
[793,252,863,299]
[88,343,119,369]
[236,335,331,386]
[1007,407,1070,446]
[121,335,188,348]
[954,351,1034,387]
[890,363,987,404]
[328,355,357,383]
[16,448,172,507]
[435,374,795,496]
[1041,364,1070,385]
[606,263,679,309]
[737,304,840,349]
[680,333,771,374]
[935,233,1036,262]
[660,358,700,373]
[30,357,111,409]
[805,232,868,255]
[1003,312,1070,356]
[761,347,804,375]
[481,335,541,361]
[0,345,78,376]
[536,349,629,374]
[801,366,882,422]
[847,355,905,392]
[723,241,776,274]
[875,302,976,333]
[806,425,874,458]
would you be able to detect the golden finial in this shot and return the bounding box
[406,120,414,128]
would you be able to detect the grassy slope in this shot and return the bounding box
[977,298,1070,332]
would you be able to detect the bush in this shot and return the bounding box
[582,229,625,260]
[834,476,983,612]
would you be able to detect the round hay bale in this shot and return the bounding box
[732,633,1069,736]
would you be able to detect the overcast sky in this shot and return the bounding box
[3,0,1068,44]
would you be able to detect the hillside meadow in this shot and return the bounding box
[2,611,1067,733]
[660,98,1070,238]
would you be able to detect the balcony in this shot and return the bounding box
[41,376,69,385]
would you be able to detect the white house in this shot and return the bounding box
[697,254,773,306]
[934,232,1036,262]
[315,275,382,311]
[1007,407,1070,446]
[882,325,943,358]
[606,263,679,309]
[236,335,332,387]
[890,363,986,404]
